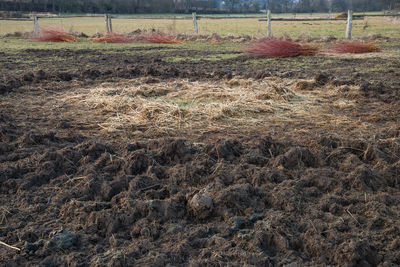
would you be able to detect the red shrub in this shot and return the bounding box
[144,33,183,44]
[328,42,381,54]
[92,33,132,43]
[245,39,319,58]
[33,28,77,42]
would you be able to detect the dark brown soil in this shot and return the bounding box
[0,45,400,266]
[1,46,399,98]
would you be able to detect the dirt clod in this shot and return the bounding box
[45,230,77,251]
[314,72,331,85]
[189,192,214,219]
[294,80,314,91]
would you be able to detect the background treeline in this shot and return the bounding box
[265,0,400,13]
[0,0,398,14]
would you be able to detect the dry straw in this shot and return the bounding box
[91,32,182,44]
[92,33,132,43]
[68,77,296,138]
[144,32,183,44]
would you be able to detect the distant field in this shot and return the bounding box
[0,15,399,38]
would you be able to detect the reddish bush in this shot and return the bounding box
[91,33,132,43]
[33,28,77,42]
[245,39,319,58]
[335,12,347,19]
[144,33,183,44]
[328,42,381,54]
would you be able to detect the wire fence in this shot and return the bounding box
[0,12,399,39]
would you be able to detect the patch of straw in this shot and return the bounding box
[74,77,295,137]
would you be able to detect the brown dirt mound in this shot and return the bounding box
[0,113,399,265]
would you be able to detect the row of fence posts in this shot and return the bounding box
[31,11,353,39]
[191,10,352,39]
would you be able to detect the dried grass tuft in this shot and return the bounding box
[328,42,381,54]
[90,32,182,44]
[245,39,319,58]
[144,32,183,44]
[91,33,132,43]
[335,12,347,19]
[33,28,77,42]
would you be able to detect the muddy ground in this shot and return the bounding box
[1,43,400,266]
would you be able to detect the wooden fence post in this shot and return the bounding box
[267,10,272,37]
[105,14,110,33]
[346,10,353,39]
[108,15,113,32]
[192,12,198,34]
[33,14,39,34]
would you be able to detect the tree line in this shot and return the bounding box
[0,0,398,14]
[265,0,399,13]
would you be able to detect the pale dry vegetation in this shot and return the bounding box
[54,76,386,141]
[72,77,285,137]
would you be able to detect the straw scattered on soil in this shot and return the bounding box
[144,32,183,44]
[68,78,286,138]
[91,33,132,43]
[51,76,394,143]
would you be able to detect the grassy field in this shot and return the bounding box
[1,15,399,38]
